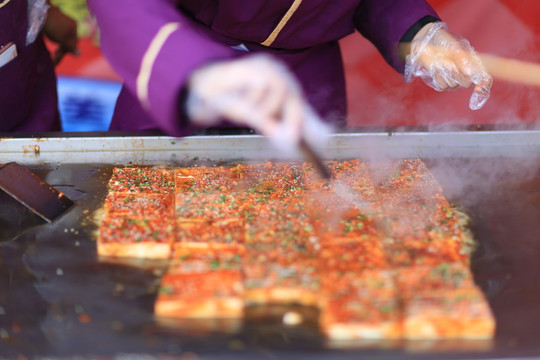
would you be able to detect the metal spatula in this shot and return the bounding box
[0,162,74,223]
[299,138,373,212]
[299,138,331,180]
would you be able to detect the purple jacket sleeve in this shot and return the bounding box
[87,0,236,136]
[354,0,439,73]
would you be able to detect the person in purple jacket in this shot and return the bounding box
[88,0,492,152]
[0,0,78,133]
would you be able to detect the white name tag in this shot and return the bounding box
[0,42,17,68]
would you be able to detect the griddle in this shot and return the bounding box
[0,131,539,359]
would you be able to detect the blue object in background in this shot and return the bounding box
[57,76,122,132]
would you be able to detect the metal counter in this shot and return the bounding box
[1,130,539,164]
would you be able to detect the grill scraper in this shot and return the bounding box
[0,162,74,223]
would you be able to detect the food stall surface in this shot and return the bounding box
[0,132,539,359]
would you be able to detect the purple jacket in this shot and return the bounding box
[0,0,60,132]
[88,0,438,135]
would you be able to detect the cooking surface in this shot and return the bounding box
[1,134,540,359]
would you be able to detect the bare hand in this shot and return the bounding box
[43,5,80,65]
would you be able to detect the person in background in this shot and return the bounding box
[87,0,492,152]
[0,0,78,132]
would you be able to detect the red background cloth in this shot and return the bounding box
[53,0,540,127]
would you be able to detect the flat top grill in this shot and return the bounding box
[0,131,539,359]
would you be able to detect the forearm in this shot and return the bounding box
[354,0,440,73]
[87,0,236,135]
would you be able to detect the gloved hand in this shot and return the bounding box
[43,5,80,65]
[185,54,330,154]
[404,22,492,110]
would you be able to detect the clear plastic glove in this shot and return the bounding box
[185,54,330,154]
[404,22,492,110]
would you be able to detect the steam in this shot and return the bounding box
[340,13,540,209]
[332,181,372,213]
[427,157,540,211]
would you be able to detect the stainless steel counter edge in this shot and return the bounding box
[0,130,539,165]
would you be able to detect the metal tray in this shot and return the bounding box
[0,131,539,359]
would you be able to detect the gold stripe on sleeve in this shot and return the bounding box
[0,0,12,9]
[260,0,303,47]
[136,22,181,110]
